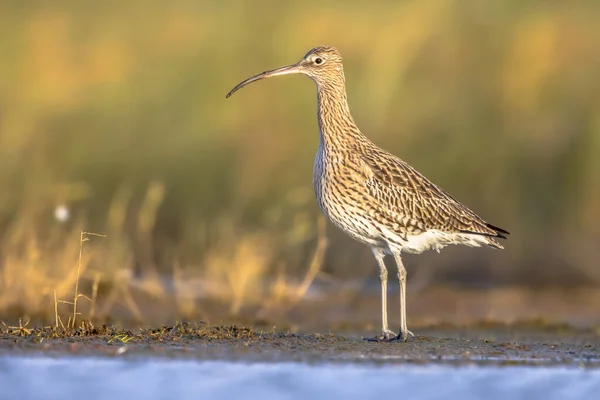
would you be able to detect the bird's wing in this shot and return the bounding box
[358,149,508,239]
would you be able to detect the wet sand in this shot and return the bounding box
[1,322,599,367]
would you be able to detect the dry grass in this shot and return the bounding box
[0,221,91,318]
[258,216,328,317]
[0,1,597,284]
[0,193,329,325]
[0,1,598,326]
[54,231,105,329]
[169,214,328,318]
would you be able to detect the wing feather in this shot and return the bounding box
[358,149,508,240]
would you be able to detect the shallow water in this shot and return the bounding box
[0,356,598,399]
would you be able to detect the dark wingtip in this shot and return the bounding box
[459,223,509,240]
[486,223,510,237]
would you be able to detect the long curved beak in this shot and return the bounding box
[226,63,301,98]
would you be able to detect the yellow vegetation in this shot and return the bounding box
[0,1,598,324]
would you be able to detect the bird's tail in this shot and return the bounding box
[459,222,509,249]
[485,237,505,250]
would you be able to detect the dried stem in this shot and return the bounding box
[72,231,106,328]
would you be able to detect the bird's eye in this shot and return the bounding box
[314,57,323,65]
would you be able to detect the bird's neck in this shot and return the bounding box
[316,80,365,150]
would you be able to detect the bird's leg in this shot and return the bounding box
[364,249,396,341]
[393,253,414,341]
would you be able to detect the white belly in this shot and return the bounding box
[384,228,491,255]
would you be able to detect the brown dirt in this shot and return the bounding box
[1,321,599,367]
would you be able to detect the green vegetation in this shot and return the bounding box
[0,0,598,324]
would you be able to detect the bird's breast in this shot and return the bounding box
[312,146,383,247]
[312,146,327,213]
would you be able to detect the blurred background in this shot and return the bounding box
[0,0,599,330]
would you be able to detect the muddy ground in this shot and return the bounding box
[3,285,600,367]
[1,322,599,367]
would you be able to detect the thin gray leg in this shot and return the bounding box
[369,248,396,340]
[393,251,414,341]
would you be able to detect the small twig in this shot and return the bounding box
[3,318,32,336]
[108,334,133,344]
[72,231,106,328]
[75,294,92,302]
[57,314,66,330]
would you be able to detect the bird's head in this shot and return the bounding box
[226,46,344,98]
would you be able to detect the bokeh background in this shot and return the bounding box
[1,0,599,330]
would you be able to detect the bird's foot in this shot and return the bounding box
[363,329,397,342]
[393,329,415,342]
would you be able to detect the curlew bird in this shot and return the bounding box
[226,46,509,341]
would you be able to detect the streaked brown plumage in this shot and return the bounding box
[226,46,509,341]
